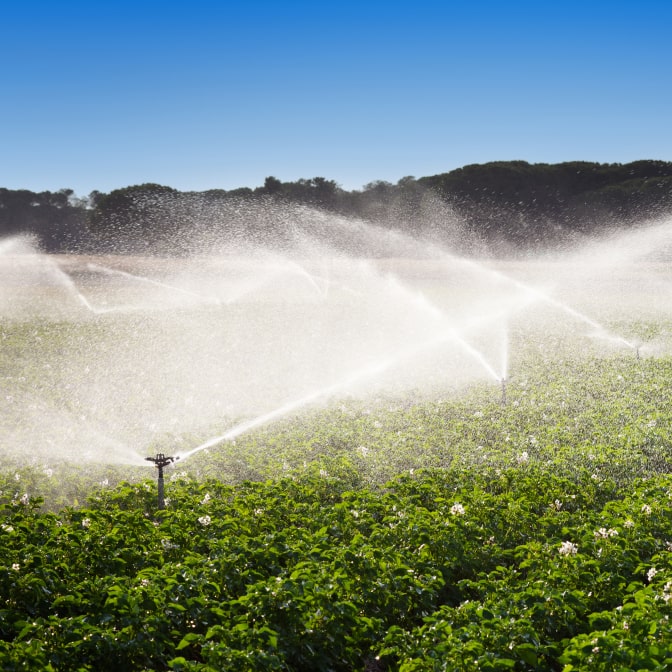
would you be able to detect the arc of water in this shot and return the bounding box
[49,258,99,313]
[87,263,221,306]
[174,317,508,464]
[174,356,396,462]
[434,251,637,351]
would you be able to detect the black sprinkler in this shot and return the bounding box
[145,453,179,509]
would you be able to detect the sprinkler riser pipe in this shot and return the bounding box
[145,453,178,510]
[158,475,165,509]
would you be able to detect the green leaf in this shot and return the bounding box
[514,643,538,666]
[175,633,200,650]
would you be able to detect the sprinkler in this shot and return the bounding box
[501,377,507,406]
[145,453,179,509]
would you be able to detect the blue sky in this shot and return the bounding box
[2,0,671,196]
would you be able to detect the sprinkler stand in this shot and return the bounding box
[145,453,179,509]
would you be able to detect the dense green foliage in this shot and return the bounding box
[3,160,672,254]
[3,348,672,670]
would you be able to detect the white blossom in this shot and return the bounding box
[450,503,465,516]
[558,540,578,556]
[642,504,652,515]
[198,515,211,526]
[81,518,91,529]
[594,527,618,539]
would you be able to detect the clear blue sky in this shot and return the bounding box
[2,0,671,196]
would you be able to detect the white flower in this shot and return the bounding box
[559,541,578,556]
[11,563,20,571]
[594,527,618,539]
[198,515,211,526]
[642,504,652,515]
[1,524,14,533]
[551,499,563,511]
[647,567,658,582]
[517,451,529,464]
[663,582,672,603]
[450,503,465,516]
[200,493,211,505]
[19,493,29,506]
[81,518,91,529]
[624,519,635,528]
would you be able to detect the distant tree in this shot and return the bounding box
[0,188,88,251]
[88,183,179,253]
[260,176,282,196]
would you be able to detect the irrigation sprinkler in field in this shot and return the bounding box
[145,453,179,509]
[501,377,508,406]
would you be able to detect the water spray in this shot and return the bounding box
[501,377,507,406]
[145,453,179,509]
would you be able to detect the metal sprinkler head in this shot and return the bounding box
[145,453,177,471]
[145,453,179,509]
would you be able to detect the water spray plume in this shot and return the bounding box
[1,209,670,471]
[175,319,506,463]
[87,262,222,306]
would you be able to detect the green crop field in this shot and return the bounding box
[3,242,672,670]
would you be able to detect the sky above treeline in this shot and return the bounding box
[2,0,671,197]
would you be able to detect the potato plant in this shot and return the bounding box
[3,327,672,669]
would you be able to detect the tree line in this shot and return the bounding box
[2,160,671,255]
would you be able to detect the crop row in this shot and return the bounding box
[2,458,672,670]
